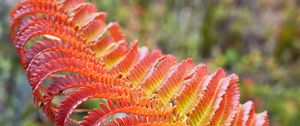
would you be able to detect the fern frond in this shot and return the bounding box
[174,64,209,116]
[10,0,269,125]
[155,58,194,106]
[126,49,162,88]
[81,99,175,126]
[139,55,177,96]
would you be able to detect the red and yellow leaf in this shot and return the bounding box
[9,0,269,126]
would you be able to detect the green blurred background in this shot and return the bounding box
[0,0,300,125]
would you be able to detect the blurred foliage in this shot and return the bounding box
[1,0,300,126]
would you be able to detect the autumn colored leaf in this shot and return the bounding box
[9,0,269,125]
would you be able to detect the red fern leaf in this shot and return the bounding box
[187,69,227,126]
[126,49,162,88]
[81,99,175,126]
[174,64,209,116]
[208,75,240,125]
[155,58,194,105]
[9,0,269,125]
[139,55,177,96]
